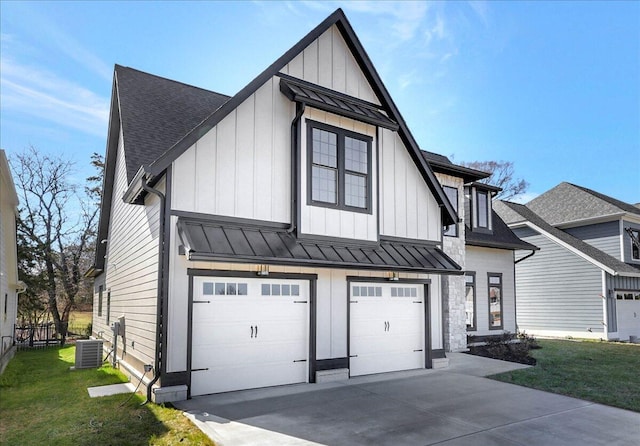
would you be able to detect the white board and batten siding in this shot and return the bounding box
[379,128,441,242]
[513,227,605,339]
[281,25,379,104]
[465,246,516,335]
[93,129,162,367]
[299,110,378,241]
[172,76,293,223]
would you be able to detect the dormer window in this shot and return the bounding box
[307,120,372,213]
[476,189,489,229]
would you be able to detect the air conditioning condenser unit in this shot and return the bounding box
[75,339,103,369]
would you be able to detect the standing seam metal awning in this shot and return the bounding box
[278,74,399,131]
[177,218,462,274]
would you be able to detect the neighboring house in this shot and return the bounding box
[423,152,537,340]
[495,182,640,341]
[89,9,472,403]
[0,150,20,374]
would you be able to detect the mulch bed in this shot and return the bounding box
[466,344,537,365]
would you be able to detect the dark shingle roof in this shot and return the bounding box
[115,65,230,183]
[421,151,489,183]
[465,210,538,251]
[526,182,640,226]
[496,200,640,275]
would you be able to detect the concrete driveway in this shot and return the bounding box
[175,353,640,445]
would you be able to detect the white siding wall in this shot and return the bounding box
[172,76,293,223]
[379,128,440,241]
[282,26,379,104]
[466,247,516,336]
[0,155,19,358]
[165,220,444,372]
[93,130,161,368]
[513,227,605,338]
[299,110,378,240]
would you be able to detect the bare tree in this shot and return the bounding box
[460,160,529,201]
[12,146,103,346]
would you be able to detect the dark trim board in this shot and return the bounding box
[431,349,446,359]
[160,371,188,387]
[316,358,349,371]
[185,269,318,398]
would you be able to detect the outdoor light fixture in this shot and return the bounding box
[257,265,270,277]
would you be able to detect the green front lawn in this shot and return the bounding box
[0,346,214,445]
[491,339,640,412]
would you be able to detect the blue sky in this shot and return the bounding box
[1,1,638,203]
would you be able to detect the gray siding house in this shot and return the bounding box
[424,153,537,340]
[495,182,640,341]
[89,9,475,403]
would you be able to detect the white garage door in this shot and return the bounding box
[350,282,425,377]
[616,292,640,341]
[191,276,309,396]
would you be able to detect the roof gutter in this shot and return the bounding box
[141,176,166,404]
[515,249,537,264]
[288,102,305,233]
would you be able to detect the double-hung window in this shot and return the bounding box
[308,121,372,213]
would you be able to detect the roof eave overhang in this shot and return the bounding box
[427,160,489,183]
[554,212,626,229]
[465,240,539,251]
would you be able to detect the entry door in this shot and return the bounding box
[349,282,426,377]
[191,277,309,396]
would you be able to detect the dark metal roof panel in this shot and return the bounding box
[176,218,462,274]
[279,75,399,130]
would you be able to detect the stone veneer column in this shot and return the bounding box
[437,174,467,352]
[442,236,467,351]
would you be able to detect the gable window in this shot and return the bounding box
[443,186,459,237]
[488,273,503,330]
[465,273,476,331]
[307,121,372,213]
[631,229,640,261]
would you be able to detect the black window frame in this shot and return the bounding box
[475,189,491,230]
[465,272,476,331]
[106,289,111,325]
[306,120,373,214]
[631,229,640,261]
[487,272,503,330]
[443,186,459,237]
[97,285,103,317]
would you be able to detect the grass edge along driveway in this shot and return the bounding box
[491,339,640,413]
[0,346,214,446]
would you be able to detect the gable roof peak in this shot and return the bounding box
[527,181,640,226]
